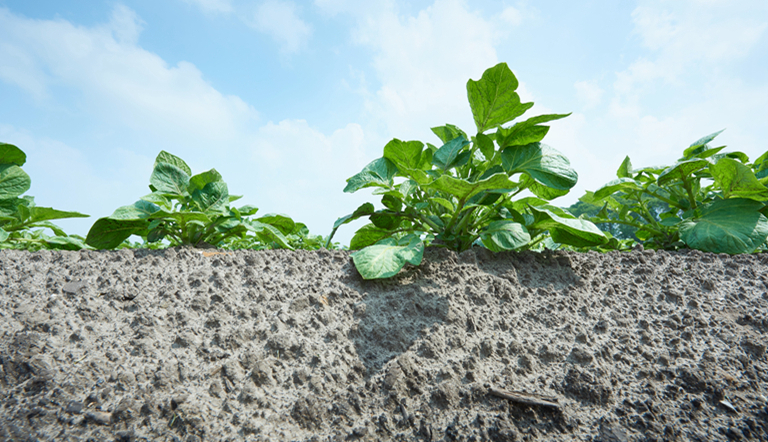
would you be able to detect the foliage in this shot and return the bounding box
[329,63,606,279]
[580,130,768,254]
[85,151,304,250]
[0,143,89,250]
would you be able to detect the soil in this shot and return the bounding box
[0,246,767,441]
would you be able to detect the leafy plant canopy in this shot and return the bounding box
[85,151,317,250]
[579,130,768,254]
[328,63,606,279]
[0,143,89,250]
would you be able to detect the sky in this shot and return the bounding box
[1,0,767,246]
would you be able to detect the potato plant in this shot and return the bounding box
[329,63,606,279]
[0,143,89,250]
[580,130,768,254]
[85,151,302,250]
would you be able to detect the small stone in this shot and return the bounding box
[86,411,113,425]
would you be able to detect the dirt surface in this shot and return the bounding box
[0,246,767,441]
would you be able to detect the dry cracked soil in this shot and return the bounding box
[0,246,767,441]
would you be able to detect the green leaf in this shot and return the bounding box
[0,143,26,166]
[496,113,570,148]
[111,200,161,219]
[349,223,393,250]
[26,207,89,224]
[479,220,530,251]
[710,158,768,200]
[371,212,402,230]
[657,159,711,186]
[467,62,533,133]
[44,236,88,251]
[432,136,470,171]
[0,227,8,242]
[617,156,633,178]
[255,213,296,235]
[520,174,570,201]
[593,177,642,199]
[248,220,294,250]
[431,124,467,144]
[0,165,31,199]
[682,130,725,159]
[86,218,149,249]
[427,173,517,201]
[382,139,426,171]
[331,203,375,231]
[430,197,455,211]
[237,205,259,216]
[189,169,223,193]
[152,209,211,225]
[501,143,578,190]
[351,234,424,280]
[529,206,607,246]
[191,181,229,213]
[381,194,402,212]
[344,158,398,193]
[154,151,192,176]
[150,162,190,196]
[680,198,768,254]
[474,133,495,161]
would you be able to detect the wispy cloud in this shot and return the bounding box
[246,0,312,54]
[180,0,234,14]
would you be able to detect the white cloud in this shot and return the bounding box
[0,5,372,243]
[0,6,259,149]
[499,6,522,26]
[574,80,604,110]
[247,0,312,54]
[350,0,504,141]
[181,0,234,14]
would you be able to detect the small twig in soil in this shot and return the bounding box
[485,384,561,410]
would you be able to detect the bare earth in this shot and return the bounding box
[0,247,766,441]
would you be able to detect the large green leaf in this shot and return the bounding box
[44,236,88,251]
[189,169,223,194]
[427,173,517,201]
[496,113,570,148]
[26,207,89,224]
[86,218,149,249]
[617,156,633,178]
[0,164,31,199]
[154,151,192,176]
[150,162,190,196]
[501,143,577,190]
[351,235,424,280]
[657,159,710,186]
[680,198,768,254]
[247,220,293,250]
[349,223,394,250]
[191,181,229,213]
[344,158,398,193]
[0,227,8,242]
[529,206,607,246]
[0,143,26,166]
[383,139,426,171]
[255,213,296,235]
[682,130,725,159]
[479,220,530,251]
[593,177,642,199]
[431,124,467,144]
[111,200,161,219]
[467,63,533,133]
[331,203,375,231]
[710,158,768,200]
[432,136,470,171]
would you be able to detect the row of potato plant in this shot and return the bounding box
[2,63,767,279]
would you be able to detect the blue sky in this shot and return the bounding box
[1,0,767,246]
